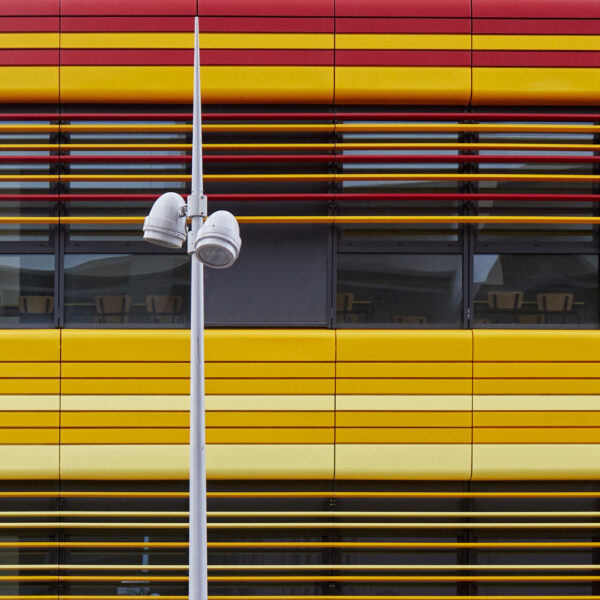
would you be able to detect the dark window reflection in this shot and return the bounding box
[474,254,598,326]
[0,255,54,327]
[337,254,462,326]
[64,254,189,326]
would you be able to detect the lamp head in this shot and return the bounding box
[194,210,241,269]
[143,192,188,248]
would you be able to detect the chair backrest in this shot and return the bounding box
[19,295,53,314]
[95,295,132,315]
[393,315,427,324]
[337,293,354,312]
[488,291,524,310]
[537,292,573,312]
[146,295,183,314]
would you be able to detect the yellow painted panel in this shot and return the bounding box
[337,395,472,411]
[336,331,472,362]
[336,428,471,444]
[207,428,333,444]
[337,411,471,427]
[335,67,470,105]
[474,411,600,427]
[336,362,472,378]
[0,364,59,378]
[209,444,334,479]
[0,380,60,394]
[473,68,600,106]
[472,444,600,480]
[206,411,334,427]
[0,396,59,411]
[0,33,59,48]
[0,67,58,103]
[336,378,471,395]
[206,395,334,411]
[62,362,189,379]
[61,411,189,428]
[60,379,188,395]
[474,428,600,444]
[474,379,600,395]
[0,412,58,427]
[335,444,471,479]
[475,362,600,379]
[0,429,58,444]
[206,379,335,395]
[474,35,600,51]
[61,428,187,444]
[61,395,190,411]
[474,395,600,411]
[60,445,189,479]
[62,32,333,50]
[207,362,335,378]
[61,66,334,104]
[0,446,58,479]
[0,330,59,362]
[337,34,470,50]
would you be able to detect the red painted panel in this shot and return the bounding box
[336,17,469,33]
[0,0,58,15]
[198,17,333,32]
[473,0,600,18]
[474,19,600,35]
[61,16,193,31]
[61,48,333,65]
[336,50,470,66]
[61,0,196,16]
[474,50,600,68]
[198,0,334,17]
[0,49,58,65]
[0,17,58,31]
[336,0,470,17]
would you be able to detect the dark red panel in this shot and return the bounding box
[61,0,196,16]
[0,0,58,15]
[198,16,333,32]
[61,16,193,31]
[0,17,58,31]
[474,19,600,34]
[336,50,470,67]
[336,0,470,18]
[0,49,58,65]
[198,0,334,17]
[474,51,600,68]
[336,17,469,34]
[61,48,333,66]
[473,0,600,18]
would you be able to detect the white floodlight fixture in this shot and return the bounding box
[143,192,188,248]
[194,210,241,269]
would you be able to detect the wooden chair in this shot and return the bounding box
[146,295,183,324]
[95,295,131,323]
[19,295,54,315]
[488,290,523,322]
[537,292,574,323]
[393,315,428,324]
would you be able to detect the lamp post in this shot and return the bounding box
[142,17,241,600]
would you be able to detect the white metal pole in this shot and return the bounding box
[188,15,208,600]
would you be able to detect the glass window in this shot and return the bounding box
[0,255,55,327]
[64,254,190,326]
[337,254,463,326]
[474,254,598,326]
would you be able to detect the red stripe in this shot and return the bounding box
[336,17,469,34]
[474,51,600,68]
[336,0,470,18]
[198,0,334,17]
[472,0,600,19]
[0,0,58,16]
[60,49,333,66]
[61,16,193,32]
[197,16,333,32]
[61,0,195,16]
[0,17,58,32]
[0,49,58,66]
[336,50,470,67]
[474,19,600,35]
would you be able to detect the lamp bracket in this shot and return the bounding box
[187,194,207,219]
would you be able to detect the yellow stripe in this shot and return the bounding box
[337,34,470,50]
[206,379,335,395]
[475,363,600,378]
[336,362,472,378]
[0,430,59,444]
[207,429,333,444]
[0,396,59,411]
[474,411,600,427]
[0,380,60,394]
[475,396,600,411]
[474,380,600,394]
[61,411,189,428]
[0,364,59,378]
[61,379,189,395]
[336,379,472,395]
[474,34,600,51]
[61,428,187,444]
[336,411,471,427]
[336,428,471,444]
[0,33,59,48]
[0,412,58,427]
[61,32,333,50]
[206,411,334,427]
[337,396,472,411]
[474,428,600,444]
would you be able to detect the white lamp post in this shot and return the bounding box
[142,17,241,600]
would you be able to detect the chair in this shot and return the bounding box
[337,293,355,323]
[393,315,428,324]
[487,290,523,322]
[95,295,131,324]
[537,293,574,323]
[146,295,183,324]
[19,295,54,315]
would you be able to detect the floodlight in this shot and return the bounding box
[194,210,241,269]
[143,192,188,248]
